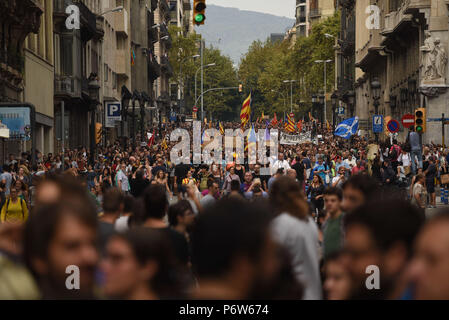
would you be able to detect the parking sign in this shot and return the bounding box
[373,115,383,133]
[105,102,122,128]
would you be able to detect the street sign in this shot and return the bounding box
[193,107,198,112]
[401,114,415,128]
[428,118,449,122]
[105,102,121,128]
[289,113,295,118]
[337,107,345,115]
[373,115,383,133]
[387,119,400,133]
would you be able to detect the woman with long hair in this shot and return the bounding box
[155,170,171,196]
[307,174,325,216]
[270,176,322,300]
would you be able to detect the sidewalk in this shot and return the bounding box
[425,197,448,219]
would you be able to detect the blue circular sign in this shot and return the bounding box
[387,119,400,133]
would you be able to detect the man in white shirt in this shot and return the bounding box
[344,154,356,169]
[271,153,291,176]
[115,163,130,194]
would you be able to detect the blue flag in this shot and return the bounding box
[334,117,359,139]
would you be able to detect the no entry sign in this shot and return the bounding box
[387,119,400,133]
[193,107,198,112]
[402,114,415,128]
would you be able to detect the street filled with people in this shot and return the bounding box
[1,119,449,300]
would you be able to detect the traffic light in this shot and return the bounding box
[95,123,102,144]
[193,0,206,26]
[239,84,243,93]
[415,108,426,133]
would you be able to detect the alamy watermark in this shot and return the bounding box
[169,121,279,171]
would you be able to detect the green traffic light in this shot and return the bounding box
[195,13,205,23]
[416,126,423,132]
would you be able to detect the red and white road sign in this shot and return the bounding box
[193,107,198,112]
[289,113,295,117]
[402,114,415,128]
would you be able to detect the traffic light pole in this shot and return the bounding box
[201,40,204,122]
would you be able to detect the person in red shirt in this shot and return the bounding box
[389,139,402,172]
[351,160,365,175]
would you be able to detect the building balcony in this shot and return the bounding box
[160,23,169,37]
[54,0,97,42]
[296,15,306,24]
[151,0,158,11]
[54,75,81,98]
[160,56,173,78]
[116,49,131,77]
[162,34,172,49]
[148,54,161,81]
[404,0,431,14]
[309,9,321,19]
[94,17,105,40]
[160,0,170,13]
[115,8,129,37]
[381,3,413,37]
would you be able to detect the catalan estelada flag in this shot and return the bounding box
[240,93,251,127]
[245,124,257,152]
[131,49,136,66]
[218,122,225,135]
[286,113,295,133]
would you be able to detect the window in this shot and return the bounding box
[104,64,108,82]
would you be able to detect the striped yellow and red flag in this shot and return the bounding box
[286,113,296,133]
[240,93,251,127]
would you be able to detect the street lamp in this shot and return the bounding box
[99,6,123,16]
[315,59,332,123]
[140,92,150,144]
[131,90,141,149]
[195,63,216,119]
[331,91,338,129]
[283,80,297,113]
[121,85,132,149]
[371,78,381,142]
[179,54,200,115]
[324,33,335,39]
[271,89,286,112]
[319,93,325,124]
[371,77,381,114]
[408,78,417,111]
[88,73,100,165]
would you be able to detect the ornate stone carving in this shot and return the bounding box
[420,31,448,85]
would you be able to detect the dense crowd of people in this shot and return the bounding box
[1,120,449,300]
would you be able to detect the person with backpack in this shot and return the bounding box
[0,187,28,223]
[389,139,402,173]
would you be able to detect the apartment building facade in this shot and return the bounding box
[0,0,44,160]
[353,0,449,144]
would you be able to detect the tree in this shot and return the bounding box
[238,12,341,120]
[168,26,240,121]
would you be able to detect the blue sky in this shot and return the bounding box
[206,0,296,19]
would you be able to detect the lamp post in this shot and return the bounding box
[408,78,417,113]
[131,90,141,150]
[88,73,100,165]
[315,59,332,123]
[120,85,132,149]
[371,77,381,142]
[312,94,317,121]
[347,91,355,117]
[140,92,150,144]
[283,80,298,113]
[179,54,200,115]
[319,93,325,125]
[194,63,216,120]
[271,89,286,112]
[331,91,338,129]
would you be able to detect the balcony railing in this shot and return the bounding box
[160,56,173,77]
[309,9,322,19]
[55,75,81,98]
